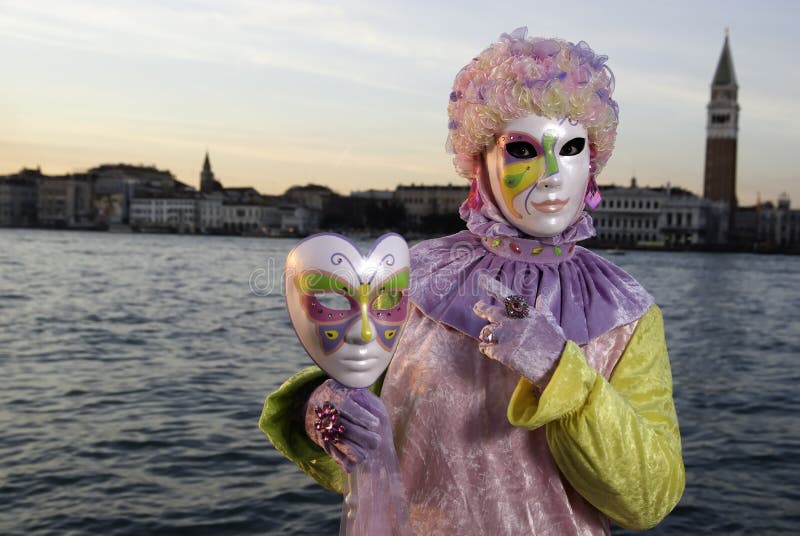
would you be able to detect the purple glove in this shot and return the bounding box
[305,379,389,473]
[473,277,567,389]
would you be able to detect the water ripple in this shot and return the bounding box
[1,231,798,534]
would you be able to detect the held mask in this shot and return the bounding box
[486,114,590,237]
[285,233,410,388]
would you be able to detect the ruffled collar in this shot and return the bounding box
[408,180,653,344]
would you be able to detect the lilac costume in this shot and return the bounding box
[261,182,685,533]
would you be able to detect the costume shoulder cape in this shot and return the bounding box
[408,229,653,345]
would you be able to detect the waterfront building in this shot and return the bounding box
[131,195,309,236]
[211,203,313,236]
[192,154,317,235]
[283,184,335,211]
[592,177,728,247]
[130,193,199,233]
[219,202,264,234]
[393,183,469,228]
[197,196,223,232]
[91,164,177,225]
[772,194,800,249]
[733,194,800,251]
[279,205,314,236]
[350,189,394,200]
[660,193,729,247]
[222,187,263,205]
[0,168,39,226]
[37,174,94,228]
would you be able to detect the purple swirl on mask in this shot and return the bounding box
[330,252,362,283]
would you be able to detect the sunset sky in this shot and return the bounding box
[2,0,798,206]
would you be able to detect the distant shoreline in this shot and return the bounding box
[3,225,798,256]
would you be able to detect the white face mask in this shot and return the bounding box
[285,233,410,388]
[486,114,590,237]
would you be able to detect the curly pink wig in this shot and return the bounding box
[447,27,619,180]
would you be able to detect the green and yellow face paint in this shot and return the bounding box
[496,130,560,219]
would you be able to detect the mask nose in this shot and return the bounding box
[346,283,374,344]
[538,173,562,191]
[345,317,374,345]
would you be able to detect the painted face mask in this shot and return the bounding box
[486,114,590,237]
[285,233,410,388]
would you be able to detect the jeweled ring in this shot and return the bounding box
[504,295,530,319]
[479,325,497,344]
[314,402,345,444]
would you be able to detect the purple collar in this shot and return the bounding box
[408,217,653,345]
[478,234,578,264]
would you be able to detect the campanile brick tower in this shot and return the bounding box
[704,31,739,210]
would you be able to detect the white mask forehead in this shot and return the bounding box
[505,114,586,141]
[287,234,409,289]
[487,114,590,238]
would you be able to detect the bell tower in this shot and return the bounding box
[199,151,222,193]
[703,30,739,208]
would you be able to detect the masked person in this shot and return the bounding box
[261,28,685,534]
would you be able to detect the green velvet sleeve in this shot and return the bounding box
[258,366,386,494]
[507,305,685,530]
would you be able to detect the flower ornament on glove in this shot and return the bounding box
[314,402,345,444]
[504,295,530,319]
[473,275,567,388]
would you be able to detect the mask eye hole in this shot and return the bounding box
[559,137,586,156]
[371,290,404,310]
[505,141,537,159]
[311,292,351,311]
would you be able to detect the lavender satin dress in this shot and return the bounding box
[369,189,653,533]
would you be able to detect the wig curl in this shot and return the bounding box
[447,27,619,180]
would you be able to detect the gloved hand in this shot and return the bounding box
[305,379,388,473]
[473,276,567,389]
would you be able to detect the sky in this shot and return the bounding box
[1,0,798,206]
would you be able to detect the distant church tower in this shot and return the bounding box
[703,30,739,208]
[199,151,222,193]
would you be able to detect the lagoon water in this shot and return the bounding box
[1,229,798,535]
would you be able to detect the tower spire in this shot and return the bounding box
[712,30,738,87]
[199,150,222,193]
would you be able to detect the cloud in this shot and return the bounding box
[0,0,465,94]
[614,68,706,107]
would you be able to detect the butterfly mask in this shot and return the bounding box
[285,233,410,388]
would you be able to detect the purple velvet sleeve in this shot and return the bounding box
[305,380,410,534]
[340,388,410,535]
